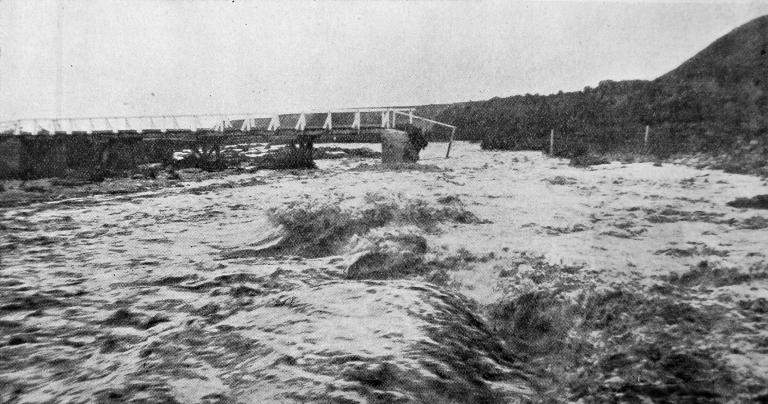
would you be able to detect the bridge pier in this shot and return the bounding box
[381,128,425,164]
[97,136,173,169]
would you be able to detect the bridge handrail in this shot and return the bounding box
[0,107,457,151]
[0,107,416,124]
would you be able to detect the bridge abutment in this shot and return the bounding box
[0,135,175,179]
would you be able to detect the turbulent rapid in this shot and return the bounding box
[2,142,768,402]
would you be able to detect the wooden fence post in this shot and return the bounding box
[549,129,554,155]
[644,125,650,151]
[445,127,456,159]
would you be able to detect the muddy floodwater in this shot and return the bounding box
[2,142,768,403]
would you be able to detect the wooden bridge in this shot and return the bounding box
[0,107,457,178]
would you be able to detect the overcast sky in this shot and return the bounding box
[1,0,768,120]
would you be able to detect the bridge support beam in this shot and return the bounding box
[381,110,390,129]
[295,113,306,131]
[241,117,252,132]
[352,111,361,130]
[323,112,333,131]
[268,115,280,131]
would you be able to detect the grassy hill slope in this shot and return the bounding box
[429,15,768,172]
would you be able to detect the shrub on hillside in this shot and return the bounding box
[569,154,611,167]
[440,65,766,158]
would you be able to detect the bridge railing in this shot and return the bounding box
[0,107,423,136]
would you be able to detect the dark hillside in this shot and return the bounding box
[433,15,768,167]
[660,15,768,87]
[412,103,467,120]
